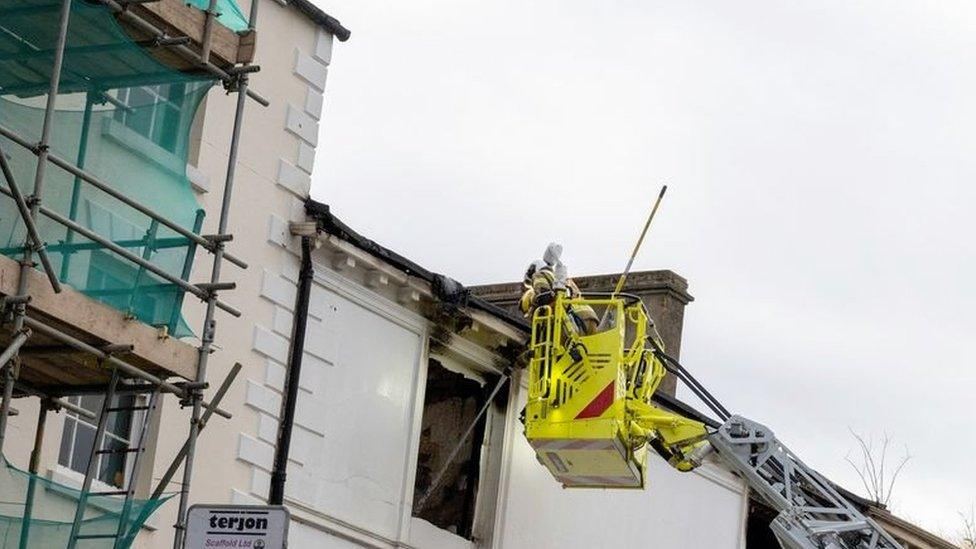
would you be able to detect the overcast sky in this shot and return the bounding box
[309,0,975,536]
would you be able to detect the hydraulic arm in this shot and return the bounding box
[523,291,903,549]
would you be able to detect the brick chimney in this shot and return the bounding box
[469,270,693,397]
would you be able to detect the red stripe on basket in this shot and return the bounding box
[574,381,615,419]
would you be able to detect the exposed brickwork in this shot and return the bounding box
[470,270,693,396]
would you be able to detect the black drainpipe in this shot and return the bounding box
[269,235,314,505]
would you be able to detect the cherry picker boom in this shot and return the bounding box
[523,290,904,549]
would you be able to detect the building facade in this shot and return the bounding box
[262,203,750,548]
[0,1,349,547]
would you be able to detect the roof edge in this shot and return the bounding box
[288,0,351,41]
[305,199,721,426]
[867,508,958,548]
[305,199,526,331]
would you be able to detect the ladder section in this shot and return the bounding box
[65,370,160,549]
[709,416,904,549]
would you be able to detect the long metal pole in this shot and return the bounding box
[0,330,33,454]
[0,364,13,452]
[13,381,96,419]
[0,145,62,293]
[0,332,31,368]
[21,0,73,302]
[151,363,241,500]
[173,73,250,549]
[168,210,206,332]
[597,185,667,330]
[1,0,73,445]
[126,219,160,314]
[0,236,193,256]
[612,184,667,297]
[200,0,220,64]
[19,400,49,549]
[61,91,95,280]
[174,0,261,542]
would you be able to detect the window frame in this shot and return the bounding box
[57,392,145,489]
[408,343,512,546]
[113,83,190,155]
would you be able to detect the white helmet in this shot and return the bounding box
[543,242,563,267]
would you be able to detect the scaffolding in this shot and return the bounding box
[0,0,265,547]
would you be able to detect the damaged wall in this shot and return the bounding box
[413,359,487,538]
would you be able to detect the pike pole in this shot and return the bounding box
[598,185,667,329]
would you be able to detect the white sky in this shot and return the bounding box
[310,0,975,537]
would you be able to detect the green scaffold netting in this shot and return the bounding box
[0,455,169,548]
[0,0,228,338]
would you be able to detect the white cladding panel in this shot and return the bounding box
[497,387,747,549]
[302,282,424,540]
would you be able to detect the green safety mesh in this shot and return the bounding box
[0,455,168,548]
[0,0,222,338]
[186,0,251,32]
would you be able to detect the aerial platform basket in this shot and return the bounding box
[525,293,660,489]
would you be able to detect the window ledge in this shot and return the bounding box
[408,517,474,549]
[46,465,159,531]
[185,163,210,193]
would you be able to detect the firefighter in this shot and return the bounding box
[519,243,598,335]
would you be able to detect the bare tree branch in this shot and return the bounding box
[879,432,889,501]
[958,504,975,549]
[845,429,911,507]
[882,445,910,507]
[845,453,875,499]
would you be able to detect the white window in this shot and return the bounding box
[114,83,188,154]
[57,393,138,489]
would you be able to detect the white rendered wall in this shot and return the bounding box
[271,262,749,548]
[494,385,748,549]
[295,274,425,540]
[276,265,433,547]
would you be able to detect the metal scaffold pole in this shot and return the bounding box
[0,0,265,545]
[0,0,72,456]
[0,330,32,453]
[172,1,263,539]
[60,91,95,279]
[172,57,255,549]
[18,399,50,549]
